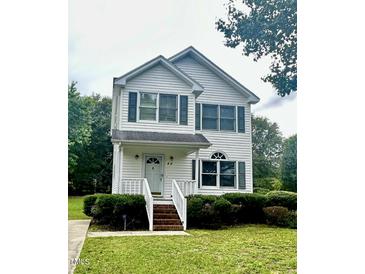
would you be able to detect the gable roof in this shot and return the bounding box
[114,55,204,96]
[169,46,260,104]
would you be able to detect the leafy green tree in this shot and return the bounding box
[71,95,112,194]
[281,134,297,192]
[68,81,92,174]
[216,0,297,96]
[252,115,283,179]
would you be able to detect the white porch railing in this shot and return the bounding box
[172,179,187,230]
[120,178,143,194]
[176,179,196,197]
[119,178,154,231]
[142,178,154,231]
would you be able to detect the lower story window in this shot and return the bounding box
[201,161,217,186]
[220,161,236,187]
[201,160,236,188]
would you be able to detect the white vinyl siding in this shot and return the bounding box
[114,54,254,195]
[122,145,191,197]
[120,64,195,133]
[174,56,253,193]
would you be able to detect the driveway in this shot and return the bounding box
[68,220,90,274]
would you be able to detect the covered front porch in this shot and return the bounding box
[111,129,211,230]
[111,129,211,197]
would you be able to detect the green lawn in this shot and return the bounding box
[75,225,296,274]
[68,196,90,220]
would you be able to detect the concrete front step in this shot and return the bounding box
[153,225,183,231]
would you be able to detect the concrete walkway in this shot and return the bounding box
[68,220,91,274]
[88,230,191,237]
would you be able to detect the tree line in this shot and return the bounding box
[68,83,297,195]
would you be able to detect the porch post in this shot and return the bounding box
[118,144,124,193]
[195,149,199,194]
[112,142,123,194]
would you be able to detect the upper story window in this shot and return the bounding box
[196,103,245,133]
[128,91,188,125]
[159,94,177,122]
[220,105,235,131]
[202,104,218,130]
[139,92,157,121]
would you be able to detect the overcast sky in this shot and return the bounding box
[69,0,296,137]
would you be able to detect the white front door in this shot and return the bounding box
[145,155,163,195]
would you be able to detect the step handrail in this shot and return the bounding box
[142,178,154,231]
[171,179,187,230]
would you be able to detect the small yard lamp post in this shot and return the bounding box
[122,214,127,231]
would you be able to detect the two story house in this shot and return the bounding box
[111,46,260,230]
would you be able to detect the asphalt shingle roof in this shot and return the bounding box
[112,130,211,146]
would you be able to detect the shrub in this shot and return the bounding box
[83,194,100,216]
[254,177,283,191]
[263,206,297,228]
[187,195,222,229]
[213,198,232,223]
[253,187,270,194]
[222,193,267,223]
[85,194,148,230]
[266,191,297,210]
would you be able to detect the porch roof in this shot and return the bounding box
[112,130,211,148]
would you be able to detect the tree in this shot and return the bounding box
[216,0,297,96]
[252,115,283,179]
[281,134,297,192]
[70,95,113,194]
[68,81,92,174]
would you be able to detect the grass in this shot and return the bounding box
[75,225,296,274]
[68,196,91,220]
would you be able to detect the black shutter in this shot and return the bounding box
[237,106,245,133]
[195,103,201,130]
[238,162,246,189]
[192,160,195,180]
[192,159,200,188]
[180,95,188,125]
[128,92,137,122]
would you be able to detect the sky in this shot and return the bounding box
[69,0,296,137]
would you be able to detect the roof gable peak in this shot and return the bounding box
[114,55,204,95]
[169,46,260,104]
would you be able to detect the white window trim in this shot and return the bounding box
[137,91,159,123]
[219,105,236,132]
[196,103,246,134]
[201,104,219,131]
[200,158,237,189]
[137,91,182,124]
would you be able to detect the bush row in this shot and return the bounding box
[83,194,148,230]
[187,191,297,229]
